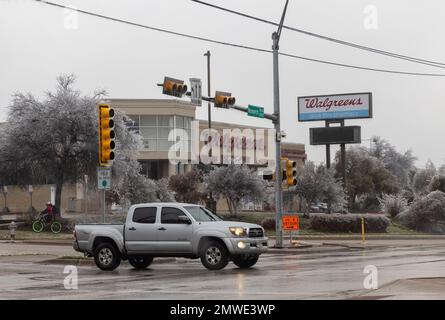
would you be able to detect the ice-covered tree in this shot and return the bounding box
[205,165,265,216]
[292,161,346,216]
[335,146,399,208]
[412,160,436,197]
[0,74,145,210]
[169,170,204,204]
[370,136,416,187]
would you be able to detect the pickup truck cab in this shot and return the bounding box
[73,203,268,271]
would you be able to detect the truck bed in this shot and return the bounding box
[74,224,125,254]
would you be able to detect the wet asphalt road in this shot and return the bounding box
[1,242,445,299]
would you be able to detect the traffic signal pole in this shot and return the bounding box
[272,0,289,249]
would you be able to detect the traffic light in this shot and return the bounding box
[215,91,235,108]
[162,77,187,97]
[280,159,287,187]
[281,158,297,188]
[98,103,115,166]
[285,159,297,187]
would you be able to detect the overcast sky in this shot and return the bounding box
[1,0,444,168]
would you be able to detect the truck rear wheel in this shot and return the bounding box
[232,254,259,269]
[200,240,229,270]
[94,242,121,271]
[129,256,154,270]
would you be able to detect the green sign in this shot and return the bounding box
[248,105,264,118]
[97,167,111,190]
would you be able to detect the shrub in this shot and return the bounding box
[396,190,445,234]
[310,213,390,233]
[261,217,276,230]
[378,194,408,219]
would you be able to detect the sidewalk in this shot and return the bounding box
[352,278,445,299]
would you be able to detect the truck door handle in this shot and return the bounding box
[128,227,136,231]
[158,227,166,231]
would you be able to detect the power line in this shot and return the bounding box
[33,0,445,77]
[190,0,445,69]
[279,52,445,77]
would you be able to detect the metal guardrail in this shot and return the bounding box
[0,222,26,229]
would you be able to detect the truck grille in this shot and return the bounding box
[248,228,264,238]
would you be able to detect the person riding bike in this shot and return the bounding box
[40,202,59,223]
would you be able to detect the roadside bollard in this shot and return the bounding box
[361,217,365,243]
[9,221,17,241]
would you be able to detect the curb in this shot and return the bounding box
[23,240,72,246]
[37,257,191,266]
[268,235,445,240]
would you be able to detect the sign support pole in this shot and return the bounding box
[340,120,346,190]
[325,121,332,214]
[272,0,289,249]
[103,189,106,223]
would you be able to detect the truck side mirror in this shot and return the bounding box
[178,215,192,224]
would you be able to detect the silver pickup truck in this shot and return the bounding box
[73,202,268,271]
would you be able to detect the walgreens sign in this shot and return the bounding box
[298,92,372,121]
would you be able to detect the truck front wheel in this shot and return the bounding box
[200,241,229,270]
[129,256,154,270]
[94,242,121,271]
[232,254,259,269]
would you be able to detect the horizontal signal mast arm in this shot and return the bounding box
[184,92,278,122]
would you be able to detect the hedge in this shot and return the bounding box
[310,213,390,233]
[396,191,445,234]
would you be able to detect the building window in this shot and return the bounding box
[126,115,192,151]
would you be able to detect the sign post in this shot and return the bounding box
[27,185,36,215]
[98,167,111,223]
[2,186,9,214]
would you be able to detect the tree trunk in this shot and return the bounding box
[226,198,233,216]
[233,201,238,217]
[54,171,64,214]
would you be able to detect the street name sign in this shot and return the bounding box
[298,92,372,122]
[248,105,264,118]
[97,167,111,190]
[189,78,202,106]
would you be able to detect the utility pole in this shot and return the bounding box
[204,51,211,134]
[204,50,216,212]
[272,0,289,248]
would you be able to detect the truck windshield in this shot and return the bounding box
[184,206,222,222]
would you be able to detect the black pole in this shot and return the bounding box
[340,120,346,190]
[205,51,211,134]
[325,121,332,214]
[325,121,331,169]
[204,50,216,212]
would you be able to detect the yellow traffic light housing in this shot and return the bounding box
[215,91,235,108]
[98,103,115,166]
[162,77,187,97]
[281,158,297,188]
[286,159,297,187]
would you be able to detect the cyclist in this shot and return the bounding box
[40,202,58,223]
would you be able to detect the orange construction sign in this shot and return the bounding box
[282,215,299,231]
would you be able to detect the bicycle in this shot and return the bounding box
[32,212,62,234]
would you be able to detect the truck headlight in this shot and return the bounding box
[229,227,246,237]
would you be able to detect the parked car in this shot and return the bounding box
[73,203,268,271]
[310,202,328,213]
